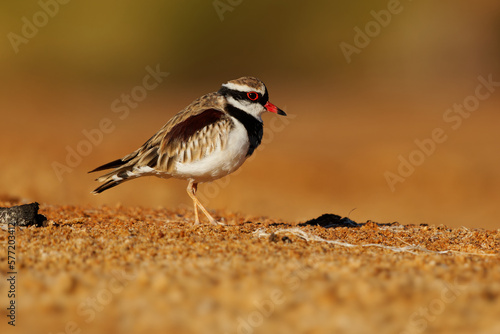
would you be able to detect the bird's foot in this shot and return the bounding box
[209,218,225,226]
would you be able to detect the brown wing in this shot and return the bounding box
[156,108,232,172]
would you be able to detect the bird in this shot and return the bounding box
[89,76,286,224]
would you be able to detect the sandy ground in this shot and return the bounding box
[1,199,499,334]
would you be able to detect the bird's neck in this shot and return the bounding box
[225,104,264,156]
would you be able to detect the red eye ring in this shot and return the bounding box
[247,91,259,101]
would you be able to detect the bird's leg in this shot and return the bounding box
[186,180,218,225]
[186,180,200,224]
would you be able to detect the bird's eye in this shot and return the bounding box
[247,92,259,101]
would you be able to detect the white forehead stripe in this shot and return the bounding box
[222,82,265,95]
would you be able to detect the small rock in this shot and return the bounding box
[299,213,359,228]
[0,202,47,227]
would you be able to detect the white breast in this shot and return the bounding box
[170,119,249,183]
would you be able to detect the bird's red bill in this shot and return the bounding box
[264,101,286,116]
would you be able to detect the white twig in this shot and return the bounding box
[254,228,497,257]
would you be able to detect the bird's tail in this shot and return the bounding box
[89,160,133,194]
[89,137,165,194]
[89,156,142,194]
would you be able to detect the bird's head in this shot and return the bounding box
[218,76,286,121]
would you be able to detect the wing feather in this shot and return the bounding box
[157,109,232,171]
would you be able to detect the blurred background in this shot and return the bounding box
[1,0,499,228]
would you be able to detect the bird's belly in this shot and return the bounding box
[171,124,250,183]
